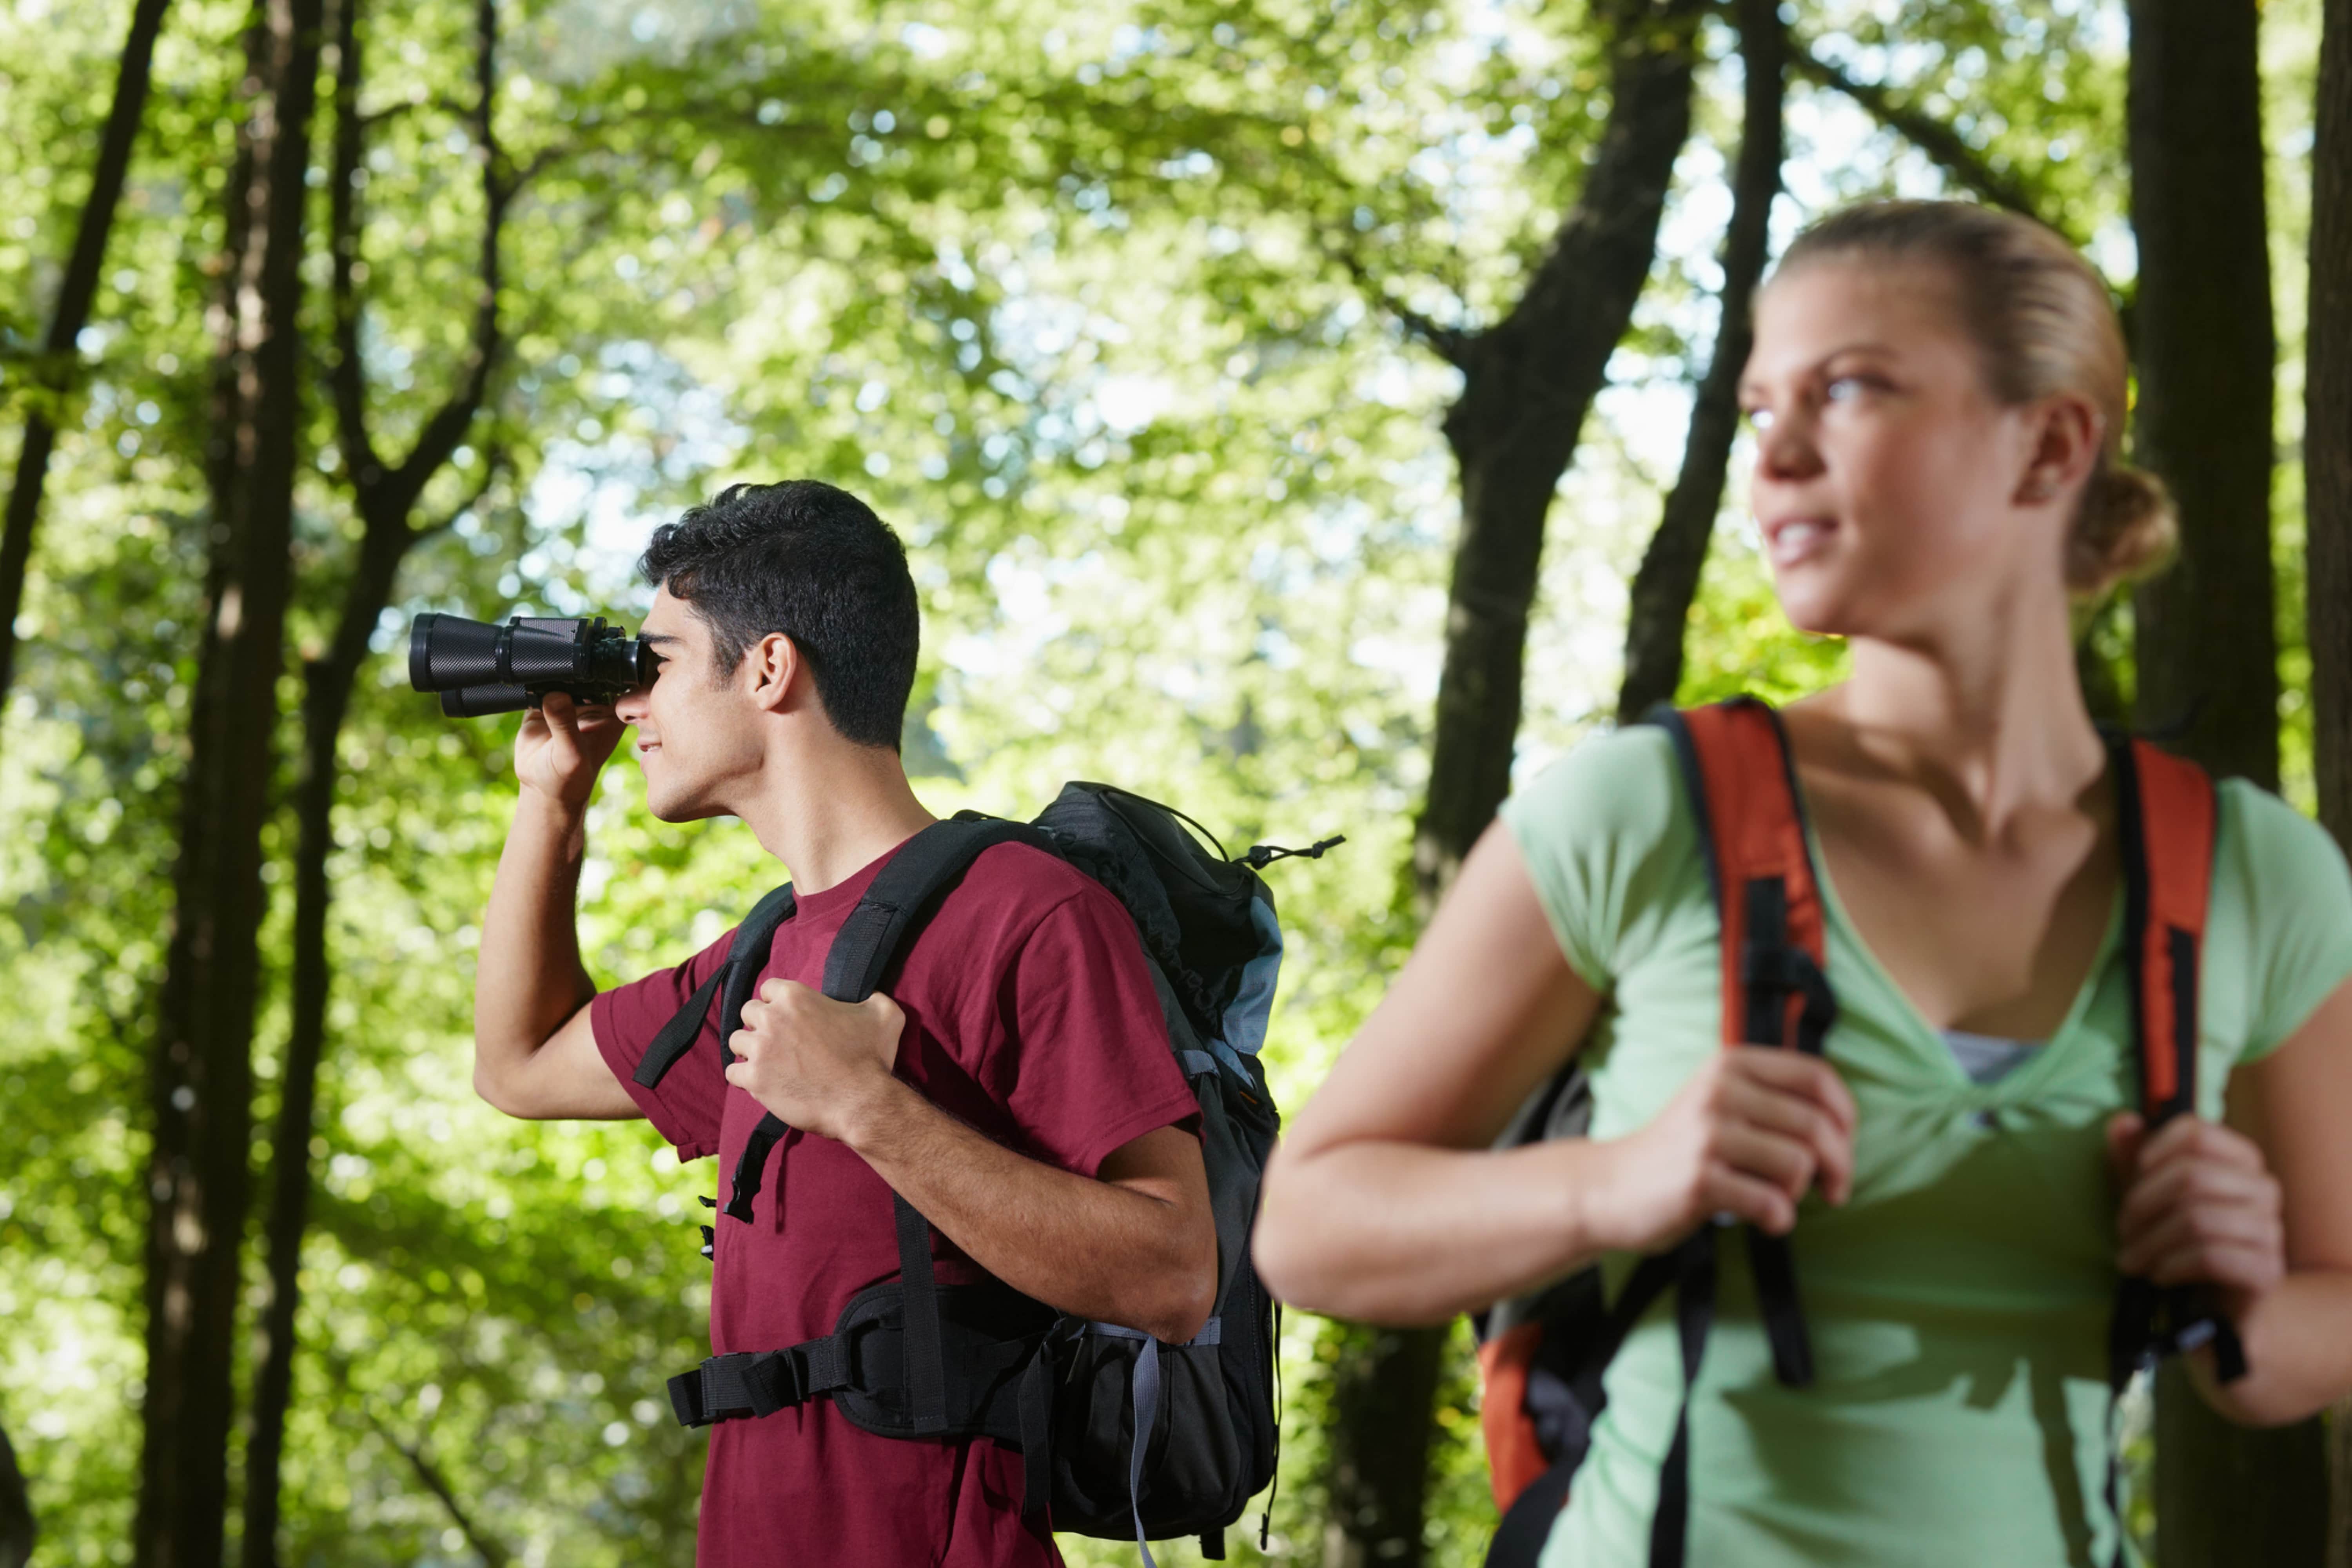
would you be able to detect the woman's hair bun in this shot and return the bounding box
[2067,463,2177,595]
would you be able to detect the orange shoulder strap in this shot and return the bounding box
[2112,736,2217,1123]
[1650,698,1835,1053]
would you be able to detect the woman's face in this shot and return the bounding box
[1740,258,2066,642]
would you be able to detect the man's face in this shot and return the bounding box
[612,586,763,822]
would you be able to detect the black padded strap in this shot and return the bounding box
[821,816,1057,1004]
[1486,1450,1579,1568]
[637,882,797,1089]
[716,884,800,1067]
[1018,1336,1058,1520]
[895,1193,950,1435]
[1732,878,1819,1388]
[1647,1228,1719,1568]
[636,966,724,1089]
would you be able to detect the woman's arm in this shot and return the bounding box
[2112,975,2352,1425]
[1253,822,1855,1325]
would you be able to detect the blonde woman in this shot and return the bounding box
[1254,201,2352,1566]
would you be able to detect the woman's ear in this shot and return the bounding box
[2016,393,2103,507]
[746,632,803,713]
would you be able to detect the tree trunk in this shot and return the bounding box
[2127,0,2281,790]
[238,4,506,1561]
[0,0,173,734]
[134,2,325,1564]
[1617,0,1784,724]
[2127,5,2318,1559]
[2312,1,2352,1562]
[2313,0,2352,862]
[0,1419,31,1568]
[1321,6,1700,1564]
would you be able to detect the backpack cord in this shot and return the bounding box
[1240,836,1346,869]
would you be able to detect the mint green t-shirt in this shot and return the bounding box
[1499,726,2352,1568]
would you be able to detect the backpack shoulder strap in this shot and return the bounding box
[2109,735,2216,1124]
[822,813,1061,1002]
[1645,697,1835,1055]
[634,881,799,1091]
[2106,735,2245,1392]
[721,815,1059,1224]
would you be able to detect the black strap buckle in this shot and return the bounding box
[666,1336,860,1428]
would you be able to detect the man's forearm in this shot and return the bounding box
[842,1082,1212,1343]
[475,792,596,1066]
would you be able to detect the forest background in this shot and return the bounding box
[2,0,2350,1565]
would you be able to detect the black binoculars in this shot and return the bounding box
[408,612,654,717]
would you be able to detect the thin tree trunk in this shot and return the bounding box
[1617,0,1784,724]
[2127,0,2282,789]
[134,2,325,1564]
[1321,6,1700,1564]
[0,0,173,734]
[238,4,508,1561]
[2311,1,2352,1562]
[2126,6,2318,1559]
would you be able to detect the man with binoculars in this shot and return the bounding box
[460,480,1212,1566]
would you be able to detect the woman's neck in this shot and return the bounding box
[1817,593,2107,839]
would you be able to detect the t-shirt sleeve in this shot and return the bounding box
[2222,782,2352,1063]
[590,928,737,1161]
[996,886,1200,1179]
[1498,724,1695,992]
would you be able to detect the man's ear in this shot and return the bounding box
[744,632,803,714]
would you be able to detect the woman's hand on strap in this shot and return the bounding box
[1589,1047,1857,1256]
[1254,820,1855,1325]
[2107,1112,2286,1309]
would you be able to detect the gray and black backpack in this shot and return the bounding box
[637,784,1338,1562]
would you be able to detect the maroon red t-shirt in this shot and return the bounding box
[592,837,1198,1568]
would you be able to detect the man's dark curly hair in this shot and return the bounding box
[637,481,918,749]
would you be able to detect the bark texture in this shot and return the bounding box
[2312,0,2352,1560]
[2127,5,2318,1559]
[0,1420,29,1568]
[1321,5,1700,1564]
[239,4,508,1562]
[2127,0,2281,789]
[1617,0,1783,724]
[2314,0,2352,861]
[0,0,172,731]
[134,3,325,1565]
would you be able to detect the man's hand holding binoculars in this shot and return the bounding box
[517,692,629,815]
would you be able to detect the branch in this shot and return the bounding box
[385,0,505,505]
[411,445,505,545]
[364,1411,511,1568]
[1323,238,1472,366]
[1788,36,2080,245]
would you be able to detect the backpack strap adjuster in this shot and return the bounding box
[666,1337,858,1428]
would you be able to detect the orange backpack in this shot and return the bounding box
[1473,697,2243,1568]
